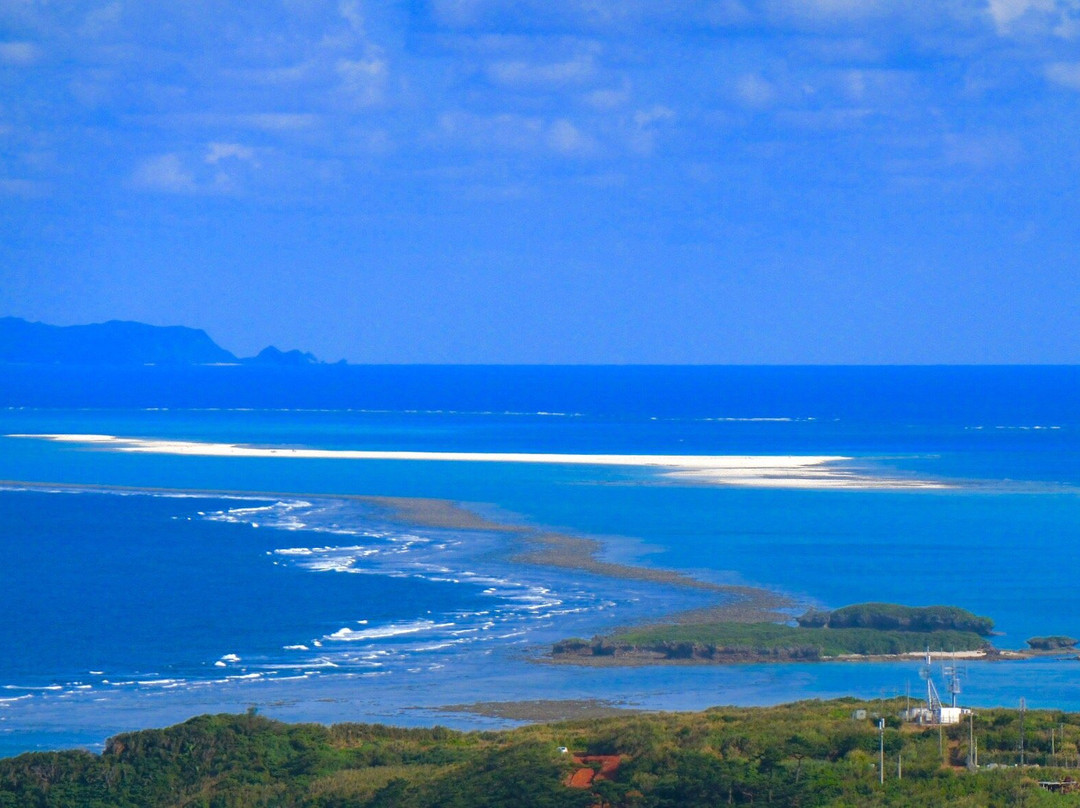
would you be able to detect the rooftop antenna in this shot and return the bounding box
[942,652,965,708]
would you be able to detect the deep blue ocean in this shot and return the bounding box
[1,365,1079,755]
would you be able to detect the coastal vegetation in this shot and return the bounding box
[552,603,997,664]
[4,700,1080,806]
[552,624,991,663]
[796,603,995,636]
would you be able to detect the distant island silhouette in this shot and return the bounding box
[0,317,324,366]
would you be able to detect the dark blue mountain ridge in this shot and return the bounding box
[248,345,320,366]
[0,317,322,366]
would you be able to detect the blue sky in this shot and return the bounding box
[2,0,1079,362]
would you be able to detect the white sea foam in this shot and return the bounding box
[0,470,695,686]
[258,658,339,670]
[326,620,455,642]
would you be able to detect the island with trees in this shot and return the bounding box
[550,603,1066,664]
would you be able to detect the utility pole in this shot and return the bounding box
[897,752,902,780]
[968,712,977,770]
[1019,698,1027,767]
[879,719,885,785]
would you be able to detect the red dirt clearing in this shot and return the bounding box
[566,755,622,789]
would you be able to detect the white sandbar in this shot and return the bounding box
[6,434,947,489]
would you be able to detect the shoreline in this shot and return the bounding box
[6,433,949,489]
[544,647,1057,668]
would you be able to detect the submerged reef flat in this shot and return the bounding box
[430,699,641,722]
[363,494,793,622]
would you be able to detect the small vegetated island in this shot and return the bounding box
[551,602,1049,664]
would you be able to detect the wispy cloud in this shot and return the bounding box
[141,113,322,132]
[205,142,258,165]
[438,111,596,157]
[3,0,1077,210]
[485,54,596,87]
[80,2,123,38]
[0,177,45,196]
[0,41,41,66]
[131,154,197,193]
[335,54,388,107]
[986,0,1080,38]
[1045,60,1080,88]
[131,143,262,195]
[734,74,780,109]
[546,117,594,155]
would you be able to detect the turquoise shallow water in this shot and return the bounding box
[1,366,1079,755]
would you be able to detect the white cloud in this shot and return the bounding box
[772,0,889,21]
[80,2,122,37]
[633,105,675,128]
[439,111,596,157]
[131,154,196,193]
[232,63,315,86]
[0,177,44,196]
[775,107,870,130]
[134,112,321,133]
[943,131,1022,168]
[338,0,366,34]
[336,54,388,106]
[987,0,1049,28]
[1045,60,1080,87]
[585,82,631,109]
[486,55,596,87]
[626,105,676,155]
[439,111,542,151]
[985,0,1080,37]
[243,113,322,131]
[205,143,258,165]
[734,73,778,108]
[0,41,41,66]
[547,118,594,155]
[431,0,485,26]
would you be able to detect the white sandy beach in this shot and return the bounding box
[6,434,947,489]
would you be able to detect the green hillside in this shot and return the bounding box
[2,700,1079,807]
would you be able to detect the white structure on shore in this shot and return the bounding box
[902,649,970,725]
